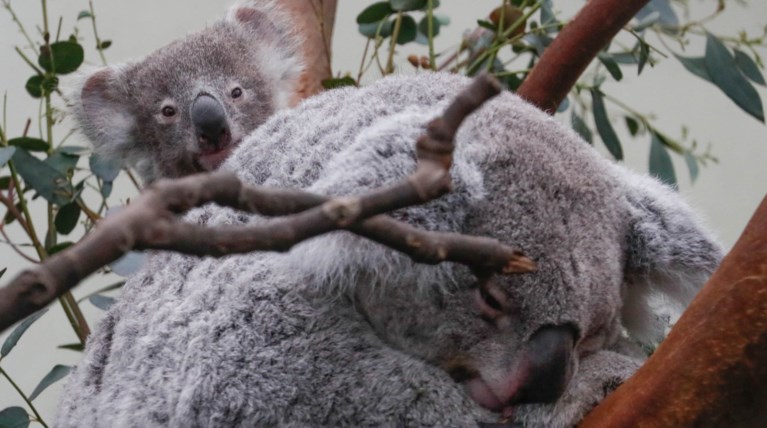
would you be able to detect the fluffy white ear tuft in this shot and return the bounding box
[71,66,136,164]
[227,1,304,109]
[617,168,723,346]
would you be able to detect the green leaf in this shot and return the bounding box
[89,153,121,182]
[76,280,125,304]
[590,90,623,160]
[625,117,640,136]
[55,203,81,235]
[38,41,84,75]
[733,49,765,86]
[390,0,427,11]
[649,132,677,188]
[89,294,116,311]
[101,181,113,198]
[637,40,650,75]
[48,241,74,255]
[396,15,418,45]
[29,365,72,401]
[705,33,764,122]
[8,137,49,152]
[598,53,623,81]
[358,19,394,38]
[0,407,29,428]
[1,309,48,358]
[477,19,496,31]
[98,40,112,50]
[0,267,6,280]
[57,342,85,352]
[633,10,660,31]
[0,147,15,167]
[3,202,21,225]
[0,177,10,188]
[434,13,450,26]
[675,55,711,81]
[45,151,79,175]
[12,149,73,206]
[571,111,593,144]
[540,0,555,25]
[418,15,441,38]
[58,146,89,155]
[77,10,92,20]
[25,75,58,99]
[321,76,357,90]
[357,2,393,24]
[684,152,699,183]
[24,75,43,98]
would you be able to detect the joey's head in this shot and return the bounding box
[72,3,302,183]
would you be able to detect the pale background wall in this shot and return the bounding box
[1,0,765,421]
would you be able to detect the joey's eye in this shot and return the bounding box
[161,106,176,117]
[231,87,243,99]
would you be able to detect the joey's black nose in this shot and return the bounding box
[513,324,576,404]
[191,94,231,151]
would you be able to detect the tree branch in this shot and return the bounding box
[517,0,650,113]
[0,74,534,334]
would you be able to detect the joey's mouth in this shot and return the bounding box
[194,139,241,172]
[464,377,517,419]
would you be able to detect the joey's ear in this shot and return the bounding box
[227,2,303,108]
[73,66,135,162]
[618,170,723,346]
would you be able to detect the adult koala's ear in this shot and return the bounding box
[618,169,723,347]
[227,1,303,108]
[72,66,135,163]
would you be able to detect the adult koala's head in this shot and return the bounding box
[268,73,722,421]
[71,1,302,183]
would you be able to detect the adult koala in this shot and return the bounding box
[58,73,721,427]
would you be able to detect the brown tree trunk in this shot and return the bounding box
[579,195,767,427]
[517,0,650,113]
[281,0,337,105]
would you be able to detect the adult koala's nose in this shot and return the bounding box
[513,324,576,404]
[191,93,231,152]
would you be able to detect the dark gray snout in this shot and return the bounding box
[514,324,576,404]
[191,94,231,152]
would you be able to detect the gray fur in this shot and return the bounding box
[58,73,722,427]
[70,0,302,183]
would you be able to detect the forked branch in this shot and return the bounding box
[0,74,534,333]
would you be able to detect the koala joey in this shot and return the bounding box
[58,73,722,427]
[71,0,302,184]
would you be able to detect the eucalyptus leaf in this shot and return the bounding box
[45,151,80,175]
[705,33,764,122]
[101,180,113,198]
[89,294,117,311]
[48,242,74,255]
[649,132,677,188]
[12,149,73,206]
[322,76,357,90]
[625,117,640,136]
[38,41,85,75]
[434,14,450,26]
[1,309,48,358]
[684,152,700,183]
[110,251,146,277]
[540,0,555,25]
[77,10,92,20]
[89,153,121,182]
[635,0,678,26]
[675,55,711,81]
[733,49,765,85]
[0,407,29,428]
[98,40,112,50]
[390,0,427,12]
[598,53,623,81]
[590,90,623,160]
[356,2,393,24]
[28,365,72,401]
[76,280,125,303]
[571,111,593,144]
[0,267,6,280]
[418,15,440,38]
[55,203,81,235]
[0,176,10,189]
[633,11,660,31]
[637,40,650,75]
[24,75,43,98]
[0,147,15,167]
[8,137,49,152]
[58,343,85,352]
[58,146,89,155]
[396,15,418,45]
[358,19,394,38]
[557,97,570,113]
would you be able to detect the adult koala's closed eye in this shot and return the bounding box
[58,73,722,427]
[72,1,302,183]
